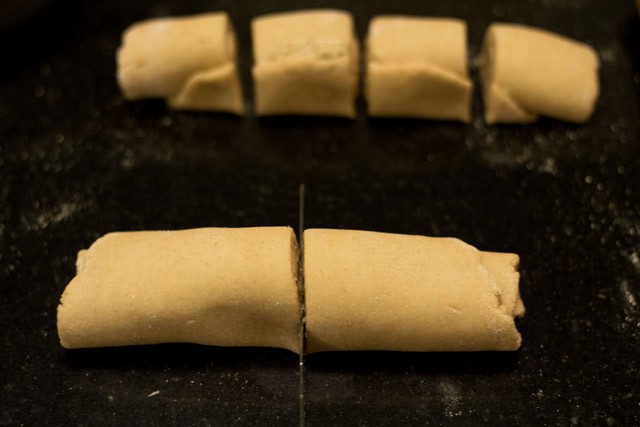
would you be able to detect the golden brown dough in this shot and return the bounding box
[304,229,524,353]
[478,23,599,124]
[57,227,300,353]
[116,13,243,114]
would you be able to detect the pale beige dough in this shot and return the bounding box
[57,227,300,353]
[304,229,524,353]
[366,16,472,122]
[117,13,243,114]
[251,9,359,117]
[478,23,599,124]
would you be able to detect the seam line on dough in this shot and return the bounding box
[488,82,537,123]
[168,64,228,103]
[493,83,532,116]
[370,59,469,87]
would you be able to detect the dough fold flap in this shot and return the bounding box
[167,63,243,114]
[57,227,301,353]
[483,81,537,124]
[367,63,471,121]
[304,229,524,353]
[478,23,599,124]
[116,13,243,114]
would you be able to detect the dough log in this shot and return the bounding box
[116,13,243,114]
[366,16,472,122]
[304,229,524,353]
[57,227,300,353]
[251,9,359,117]
[478,23,599,124]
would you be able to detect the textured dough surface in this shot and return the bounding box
[478,23,599,124]
[251,9,359,117]
[366,16,472,121]
[117,13,243,114]
[57,227,300,353]
[304,229,524,353]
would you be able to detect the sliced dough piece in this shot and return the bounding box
[478,23,599,124]
[304,229,524,353]
[57,227,300,353]
[251,9,359,117]
[117,13,243,114]
[366,16,472,122]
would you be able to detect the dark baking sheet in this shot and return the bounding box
[1,0,639,425]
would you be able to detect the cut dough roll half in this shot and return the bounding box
[57,227,301,353]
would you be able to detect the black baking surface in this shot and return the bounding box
[1,0,639,425]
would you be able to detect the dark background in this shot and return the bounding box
[1,0,639,425]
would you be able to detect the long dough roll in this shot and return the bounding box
[304,229,524,353]
[478,23,599,124]
[57,227,300,353]
[116,13,243,114]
